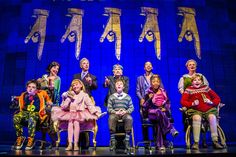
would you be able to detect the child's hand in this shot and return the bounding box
[161,107,166,112]
[67,91,75,99]
[46,102,53,107]
[204,98,213,105]
[148,93,154,99]
[192,99,199,106]
[120,109,127,116]
[115,110,121,115]
[140,99,145,106]
[85,76,92,85]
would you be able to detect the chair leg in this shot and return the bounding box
[185,125,191,149]
[131,127,135,148]
[217,124,227,148]
[93,120,98,150]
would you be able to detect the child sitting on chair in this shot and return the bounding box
[51,79,106,151]
[13,79,52,150]
[143,74,178,151]
[107,78,134,153]
[181,74,224,150]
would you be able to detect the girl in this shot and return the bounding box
[52,79,105,151]
[143,74,178,151]
[181,74,223,150]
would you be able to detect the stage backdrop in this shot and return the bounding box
[0,0,236,146]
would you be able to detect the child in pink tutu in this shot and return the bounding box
[51,79,106,151]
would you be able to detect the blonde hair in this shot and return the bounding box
[69,79,86,92]
[185,59,197,67]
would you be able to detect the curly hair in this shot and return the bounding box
[150,74,161,82]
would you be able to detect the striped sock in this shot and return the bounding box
[125,134,130,141]
[110,134,115,141]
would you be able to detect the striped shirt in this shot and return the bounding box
[107,92,134,114]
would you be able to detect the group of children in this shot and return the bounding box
[12,59,225,152]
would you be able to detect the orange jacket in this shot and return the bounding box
[19,90,52,121]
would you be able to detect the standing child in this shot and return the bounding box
[181,74,223,150]
[51,79,106,151]
[143,74,178,151]
[107,78,134,152]
[13,79,52,150]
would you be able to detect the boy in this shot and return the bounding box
[107,78,134,152]
[13,79,52,150]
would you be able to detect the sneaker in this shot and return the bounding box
[202,141,208,148]
[164,140,173,149]
[123,140,131,153]
[170,128,179,137]
[15,136,25,150]
[25,137,34,150]
[191,142,199,150]
[213,141,223,149]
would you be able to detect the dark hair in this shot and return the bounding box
[46,61,60,73]
[150,74,161,82]
[26,79,40,89]
[115,78,125,84]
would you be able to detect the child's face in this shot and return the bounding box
[72,82,82,93]
[50,65,59,76]
[151,78,160,90]
[192,76,203,88]
[115,81,124,93]
[27,83,37,95]
[113,67,123,77]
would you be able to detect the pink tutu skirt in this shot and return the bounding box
[51,106,99,122]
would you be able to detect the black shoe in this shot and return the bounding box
[144,145,150,150]
[110,140,117,151]
[202,141,208,148]
[123,140,130,153]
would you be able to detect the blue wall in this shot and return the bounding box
[0,0,236,146]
